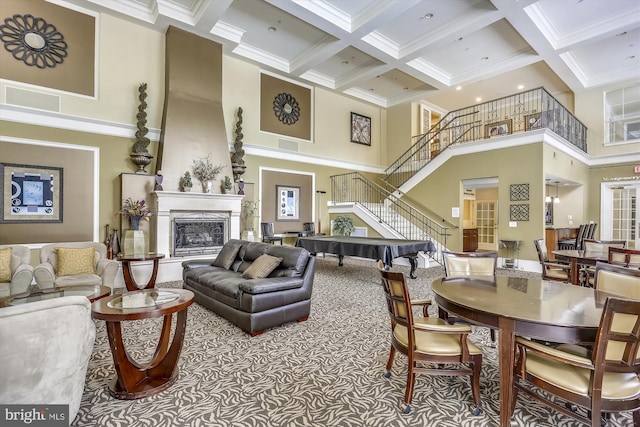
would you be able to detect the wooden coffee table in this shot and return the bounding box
[0,284,111,307]
[91,288,194,399]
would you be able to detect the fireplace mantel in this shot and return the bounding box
[152,191,244,257]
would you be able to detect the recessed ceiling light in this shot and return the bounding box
[341,61,349,65]
[369,88,375,91]
[456,86,462,91]
[456,37,463,42]
[421,13,434,20]
[403,87,409,90]
[517,85,524,90]
[627,55,636,60]
[267,26,276,32]
[475,97,482,102]
[616,31,628,37]
[481,56,489,61]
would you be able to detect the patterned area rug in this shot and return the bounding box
[75,257,634,426]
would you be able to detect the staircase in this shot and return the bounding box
[330,87,587,266]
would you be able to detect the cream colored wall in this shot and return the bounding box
[222,56,386,168]
[574,78,640,157]
[0,14,165,128]
[386,103,413,164]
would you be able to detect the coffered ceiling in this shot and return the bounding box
[57,0,640,110]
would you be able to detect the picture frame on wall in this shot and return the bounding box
[0,162,63,223]
[485,119,512,138]
[350,112,371,146]
[276,185,300,221]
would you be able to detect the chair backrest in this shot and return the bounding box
[571,224,588,250]
[583,239,626,253]
[0,245,31,275]
[377,260,413,331]
[39,242,107,269]
[608,247,640,268]
[594,261,640,300]
[260,222,275,237]
[534,239,549,263]
[585,223,597,240]
[302,222,315,234]
[442,251,497,277]
[592,296,640,375]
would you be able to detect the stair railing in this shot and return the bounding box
[331,172,449,264]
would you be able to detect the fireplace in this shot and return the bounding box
[153,191,243,258]
[173,213,229,256]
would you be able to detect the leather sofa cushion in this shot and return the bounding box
[213,241,242,269]
[242,254,283,279]
[236,242,270,272]
[265,245,309,278]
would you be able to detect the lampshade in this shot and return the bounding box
[545,180,551,203]
[554,182,560,204]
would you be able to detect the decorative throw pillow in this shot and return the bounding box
[212,243,241,269]
[241,254,282,279]
[56,247,96,276]
[0,247,12,282]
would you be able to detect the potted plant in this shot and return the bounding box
[181,171,192,192]
[223,175,233,194]
[114,198,153,231]
[332,215,355,236]
[192,154,223,193]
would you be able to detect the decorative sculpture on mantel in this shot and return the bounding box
[130,83,153,174]
[231,107,246,182]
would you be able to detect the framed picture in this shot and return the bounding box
[350,112,371,146]
[1,162,63,223]
[276,185,300,221]
[485,119,512,138]
[525,113,542,131]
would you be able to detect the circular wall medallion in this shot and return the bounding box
[0,14,68,69]
[273,92,300,125]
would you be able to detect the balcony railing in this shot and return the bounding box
[331,172,449,264]
[385,87,587,189]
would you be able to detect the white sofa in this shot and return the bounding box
[0,244,34,297]
[0,296,96,425]
[34,242,118,289]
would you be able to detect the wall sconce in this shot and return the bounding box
[545,179,551,203]
[554,182,560,204]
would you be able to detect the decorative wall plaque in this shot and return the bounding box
[0,14,68,68]
[510,204,529,222]
[509,183,529,201]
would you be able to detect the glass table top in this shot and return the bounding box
[6,286,106,306]
[107,290,179,309]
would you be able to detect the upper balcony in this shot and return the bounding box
[385,87,586,189]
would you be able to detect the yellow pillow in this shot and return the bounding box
[56,247,96,276]
[0,247,12,282]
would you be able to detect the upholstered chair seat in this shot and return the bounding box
[34,242,118,289]
[0,244,34,297]
[534,239,570,282]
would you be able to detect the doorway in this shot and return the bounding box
[462,178,499,251]
[601,181,639,249]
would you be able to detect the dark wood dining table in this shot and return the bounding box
[432,275,611,427]
[552,249,608,285]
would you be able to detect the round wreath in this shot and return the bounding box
[0,14,68,69]
[273,92,300,125]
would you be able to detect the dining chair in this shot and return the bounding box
[593,261,640,300]
[260,222,283,245]
[377,261,483,415]
[608,247,640,269]
[512,296,640,427]
[558,224,587,250]
[534,239,571,282]
[580,239,626,287]
[441,251,498,342]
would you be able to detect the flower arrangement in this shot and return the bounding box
[114,198,153,220]
[192,154,224,182]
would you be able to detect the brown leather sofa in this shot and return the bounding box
[182,239,316,336]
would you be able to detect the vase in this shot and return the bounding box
[111,229,121,257]
[130,215,142,231]
[204,180,212,193]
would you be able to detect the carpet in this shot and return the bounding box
[75,257,635,426]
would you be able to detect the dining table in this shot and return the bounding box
[432,275,611,427]
[552,249,608,285]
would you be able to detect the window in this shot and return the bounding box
[604,84,640,144]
